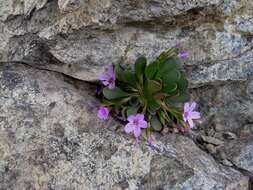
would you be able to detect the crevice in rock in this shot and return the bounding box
[3,0,58,23]
[189,79,250,90]
[54,6,226,41]
[185,46,253,67]
[229,162,253,190]
[122,12,222,33]
[2,1,226,38]
[0,60,96,89]
[124,4,225,32]
[187,132,253,190]
[4,33,253,89]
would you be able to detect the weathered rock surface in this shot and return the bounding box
[0,0,252,82]
[223,136,253,173]
[0,63,249,189]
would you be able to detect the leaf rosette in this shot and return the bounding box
[97,47,201,140]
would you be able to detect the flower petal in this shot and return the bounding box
[108,81,115,89]
[97,107,109,120]
[178,51,189,59]
[99,74,109,81]
[190,111,201,119]
[188,118,194,128]
[189,102,197,112]
[138,120,148,129]
[133,127,142,138]
[184,102,190,112]
[102,80,109,86]
[124,123,135,133]
[183,112,187,122]
[108,65,115,77]
[136,114,144,121]
[147,136,154,146]
[127,115,136,122]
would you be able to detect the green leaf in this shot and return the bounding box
[162,83,177,93]
[177,73,188,91]
[124,70,137,88]
[158,57,178,76]
[121,107,128,120]
[129,97,139,106]
[158,111,166,126]
[146,79,162,94]
[145,61,158,79]
[101,97,130,106]
[101,99,117,106]
[126,106,139,117]
[142,80,161,114]
[161,69,181,85]
[115,64,124,82]
[166,93,190,104]
[115,64,137,88]
[150,115,163,131]
[103,87,129,100]
[135,57,147,81]
[147,97,160,115]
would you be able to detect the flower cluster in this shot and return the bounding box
[97,47,200,141]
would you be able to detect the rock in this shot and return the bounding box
[216,149,228,161]
[213,132,237,142]
[200,135,224,146]
[187,51,253,88]
[247,80,253,98]
[221,159,234,167]
[0,0,48,21]
[58,0,83,13]
[222,132,237,140]
[223,136,253,173]
[240,124,253,138]
[206,144,217,154]
[0,63,249,190]
[0,0,252,83]
[191,81,253,134]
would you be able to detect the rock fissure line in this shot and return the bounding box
[0,60,97,88]
[189,133,253,190]
[229,162,253,190]
[0,60,67,76]
[2,1,224,30]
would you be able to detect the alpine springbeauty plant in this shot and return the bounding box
[97,47,200,140]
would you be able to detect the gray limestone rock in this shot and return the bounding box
[223,136,253,173]
[0,63,249,190]
[0,0,252,82]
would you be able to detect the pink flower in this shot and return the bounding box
[98,65,116,89]
[178,51,189,59]
[97,106,109,120]
[183,102,201,128]
[147,135,156,146]
[124,114,148,138]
